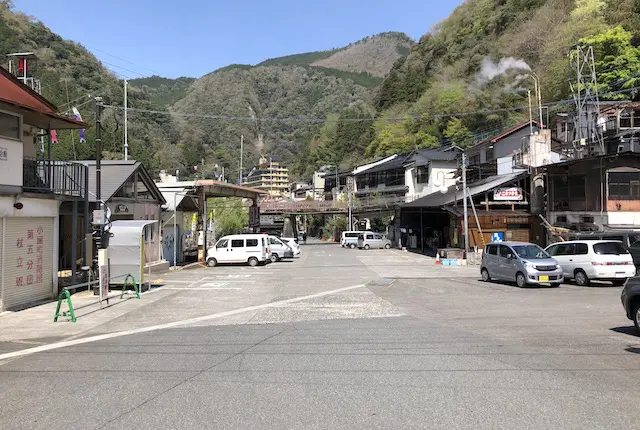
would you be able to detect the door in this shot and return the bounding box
[2,217,55,310]
[628,234,640,266]
[496,245,513,280]
[245,238,262,260]
[571,243,589,276]
[373,234,384,248]
[214,239,231,263]
[229,238,245,262]
[483,244,498,276]
[269,237,284,257]
[549,243,573,278]
[365,233,375,247]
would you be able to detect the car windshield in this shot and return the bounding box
[593,242,629,255]
[512,244,550,259]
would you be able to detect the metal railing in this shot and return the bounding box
[23,157,88,198]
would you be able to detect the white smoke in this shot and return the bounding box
[476,57,531,86]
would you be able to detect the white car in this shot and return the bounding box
[267,235,294,262]
[545,240,636,286]
[206,234,269,267]
[280,237,301,256]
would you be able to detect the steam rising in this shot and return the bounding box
[476,57,531,86]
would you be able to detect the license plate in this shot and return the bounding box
[616,272,626,278]
[539,275,549,282]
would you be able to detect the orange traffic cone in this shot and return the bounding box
[435,253,441,265]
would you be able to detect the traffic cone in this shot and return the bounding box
[435,253,441,265]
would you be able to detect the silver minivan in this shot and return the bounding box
[481,241,563,287]
[357,232,391,249]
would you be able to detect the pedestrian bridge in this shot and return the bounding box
[259,195,406,214]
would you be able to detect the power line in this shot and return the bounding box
[99,60,146,78]
[82,44,161,76]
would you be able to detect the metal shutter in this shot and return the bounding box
[2,217,54,309]
[0,217,3,309]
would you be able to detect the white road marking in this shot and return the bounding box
[0,283,367,362]
[162,287,242,290]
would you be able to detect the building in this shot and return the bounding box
[0,63,88,310]
[243,155,289,197]
[74,160,168,272]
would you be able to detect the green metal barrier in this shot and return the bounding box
[121,274,140,299]
[54,290,76,323]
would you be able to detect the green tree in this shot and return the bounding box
[443,118,473,147]
[580,26,640,99]
[208,198,249,237]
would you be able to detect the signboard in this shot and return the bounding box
[491,232,505,243]
[493,187,524,201]
[99,264,109,300]
[260,215,275,225]
[249,206,260,228]
[0,146,7,161]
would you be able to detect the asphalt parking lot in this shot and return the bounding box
[1,242,640,429]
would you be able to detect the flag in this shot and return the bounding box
[50,129,58,144]
[72,107,86,142]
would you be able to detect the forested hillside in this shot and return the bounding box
[368,0,640,157]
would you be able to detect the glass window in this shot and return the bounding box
[375,234,383,239]
[629,235,640,248]
[136,175,155,201]
[485,147,494,161]
[593,242,629,255]
[512,244,550,259]
[366,234,374,239]
[0,112,20,140]
[247,239,258,247]
[498,245,511,258]
[469,154,481,165]
[575,243,589,255]
[231,239,244,248]
[216,239,228,248]
[416,166,429,184]
[486,244,498,255]
[609,171,640,200]
[114,177,135,198]
[546,245,558,256]
[143,224,154,243]
[346,232,359,238]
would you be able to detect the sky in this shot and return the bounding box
[12,0,462,79]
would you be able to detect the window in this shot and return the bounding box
[114,177,135,199]
[469,154,481,166]
[575,243,589,255]
[556,215,567,223]
[546,245,558,256]
[630,235,640,247]
[512,244,550,259]
[609,171,640,200]
[593,242,629,255]
[231,239,244,248]
[345,232,359,238]
[269,238,282,246]
[486,244,498,255]
[416,166,429,184]
[216,239,228,248]
[366,234,374,240]
[498,245,512,258]
[374,234,383,239]
[143,224,154,243]
[136,176,155,201]
[554,244,573,256]
[0,111,20,140]
[485,147,494,161]
[247,239,258,247]
[580,215,594,224]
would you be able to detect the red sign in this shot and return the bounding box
[493,187,524,201]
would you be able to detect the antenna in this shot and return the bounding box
[569,44,605,156]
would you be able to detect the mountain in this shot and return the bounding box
[129,75,195,108]
[259,32,413,78]
[368,0,640,157]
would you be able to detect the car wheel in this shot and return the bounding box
[634,302,640,333]
[384,244,391,249]
[481,268,491,282]
[270,253,279,263]
[574,269,589,286]
[613,279,626,286]
[350,243,356,249]
[248,257,259,267]
[364,244,370,250]
[516,272,527,288]
[206,258,217,268]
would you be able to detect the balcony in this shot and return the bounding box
[23,157,87,199]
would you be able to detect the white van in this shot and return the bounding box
[206,234,269,267]
[545,240,636,286]
[341,231,362,248]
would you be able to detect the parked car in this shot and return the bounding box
[206,234,269,267]
[357,232,391,249]
[341,231,363,248]
[281,237,301,256]
[545,240,636,286]
[621,277,640,332]
[267,235,294,262]
[569,231,640,267]
[481,242,563,287]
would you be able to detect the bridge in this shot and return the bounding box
[258,195,406,215]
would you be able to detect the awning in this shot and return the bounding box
[159,188,199,212]
[403,171,527,209]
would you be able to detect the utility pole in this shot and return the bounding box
[124,79,128,160]
[461,151,469,255]
[528,90,533,134]
[239,134,243,185]
[95,97,103,212]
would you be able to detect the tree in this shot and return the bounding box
[443,118,473,147]
[207,198,248,237]
[580,26,640,99]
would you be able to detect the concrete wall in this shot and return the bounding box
[405,161,457,201]
[0,135,23,188]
